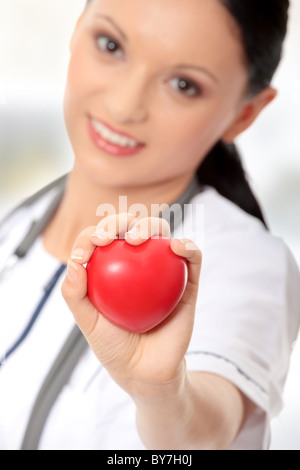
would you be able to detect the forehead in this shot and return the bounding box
[86,0,243,60]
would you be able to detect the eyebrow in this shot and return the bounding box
[176,65,219,84]
[94,14,219,84]
[94,14,128,42]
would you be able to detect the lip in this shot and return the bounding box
[96,117,144,143]
[88,115,146,157]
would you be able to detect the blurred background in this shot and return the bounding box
[0,0,299,449]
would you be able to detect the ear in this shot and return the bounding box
[222,87,278,143]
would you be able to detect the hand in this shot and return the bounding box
[61,213,202,399]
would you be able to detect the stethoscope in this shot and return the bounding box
[0,174,86,450]
[0,175,87,450]
[0,179,67,367]
[0,177,67,283]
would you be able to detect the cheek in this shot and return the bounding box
[65,53,92,107]
[64,45,107,113]
[63,51,106,143]
[64,54,86,131]
[157,103,233,169]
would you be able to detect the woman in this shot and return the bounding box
[0,0,299,450]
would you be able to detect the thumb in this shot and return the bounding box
[61,260,99,338]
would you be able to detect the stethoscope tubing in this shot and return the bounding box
[0,190,64,283]
[0,264,66,368]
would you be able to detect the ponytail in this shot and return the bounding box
[202,0,289,229]
[196,141,268,228]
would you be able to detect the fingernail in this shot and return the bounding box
[71,248,85,261]
[67,260,79,282]
[125,225,140,239]
[91,228,109,239]
[128,226,140,234]
[180,239,198,251]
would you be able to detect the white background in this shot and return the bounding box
[0,0,299,450]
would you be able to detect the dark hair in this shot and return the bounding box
[86,0,289,227]
[197,0,290,227]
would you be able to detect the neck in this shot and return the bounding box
[42,164,195,263]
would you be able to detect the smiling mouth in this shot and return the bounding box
[90,117,144,148]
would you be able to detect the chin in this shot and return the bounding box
[73,158,142,189]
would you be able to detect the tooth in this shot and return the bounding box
[120,137,131,146]
[102,128,112,140]
[113,134,126,145]
[105,129,114,140]
[128,140,137,148]
[92,119,139,147]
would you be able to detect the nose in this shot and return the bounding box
[104,67,149,124]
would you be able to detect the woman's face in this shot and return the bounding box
[64,0,249,189]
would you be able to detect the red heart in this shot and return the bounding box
[86,236,188,333]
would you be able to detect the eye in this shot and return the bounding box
[96,35,123,58]
[169,77,201,97]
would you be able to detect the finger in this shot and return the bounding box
[170,238,202,300]
[124,217,171,245]
[90,213,139,246]
[69,213,139,264]
[61,260,99,338]
[69,225,98,265]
